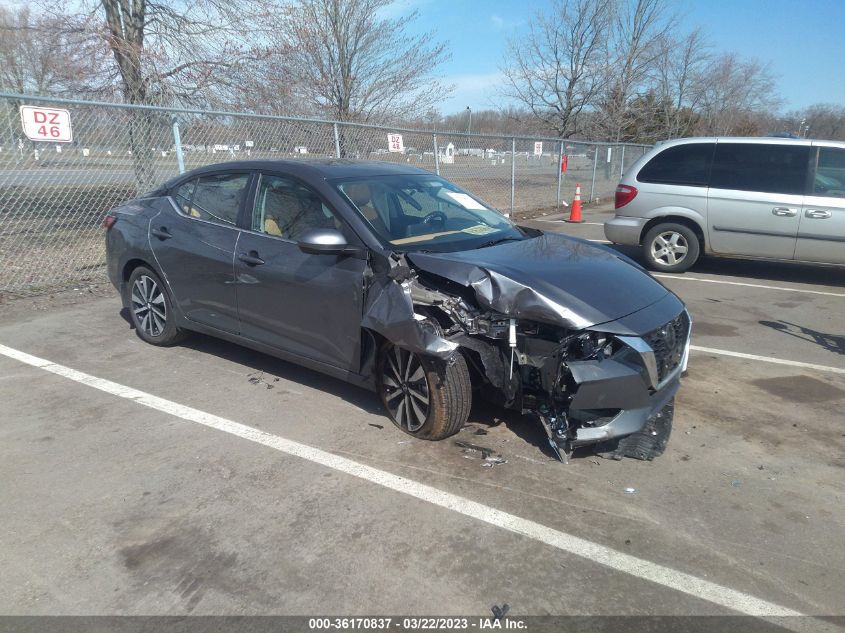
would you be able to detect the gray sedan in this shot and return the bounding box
[105,159,690,461]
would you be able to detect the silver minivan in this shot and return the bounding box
[604,137,845,272]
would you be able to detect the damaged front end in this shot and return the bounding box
[363,243,691,463]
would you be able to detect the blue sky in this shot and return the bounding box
[397,0,845,116]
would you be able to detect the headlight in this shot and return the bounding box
[568,332,614,360]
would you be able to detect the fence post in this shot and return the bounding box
[510,137,516,216]
[171,117,185,174]
[556,140,563,207]
[620,145,625,178]
[333,123,341,158]
[589,144,599,201]
[433,133,440,175]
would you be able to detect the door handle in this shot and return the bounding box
[151,227,172,240]
[238,251,265,266]
[771,207,797,217]
[804,209,832,219]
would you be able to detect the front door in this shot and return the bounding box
[149,172,251,334]
[234,173,367,371]
[707,142,810,259]
[795,145,845,264]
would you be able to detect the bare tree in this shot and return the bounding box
[499,0,612,138]
[653,28,710,138]
[696,53,780,135]
[0,6,104,96]
[600,0,676,141]
[45,0,272,189]
[277,0,451,123]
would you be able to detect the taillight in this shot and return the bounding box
[102,215,117,230]
[615,185,638,209]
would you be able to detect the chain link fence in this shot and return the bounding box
[0,93,650,295]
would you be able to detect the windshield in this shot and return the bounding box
[334,174,525,252]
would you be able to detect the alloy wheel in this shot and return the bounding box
[651,231,689,266]
[382,347,430,432]
[131,275,167,337]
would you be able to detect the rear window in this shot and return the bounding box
[637,143,714,186]
[814,147,845,198]
[710,143,810,195]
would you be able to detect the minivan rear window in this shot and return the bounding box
[637,143,714,186]
[710,143,810,195]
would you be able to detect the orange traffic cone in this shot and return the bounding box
[566,183,583,223]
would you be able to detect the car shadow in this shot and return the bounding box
[178,332,385,416]
[603,244,845,288]
[467,399,592,462]
[759,320,845,356]
[119,307,135,329]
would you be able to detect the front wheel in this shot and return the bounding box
[377,344,471,440]
[642,223,700,273]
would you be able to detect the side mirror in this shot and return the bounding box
[297,228,362,257]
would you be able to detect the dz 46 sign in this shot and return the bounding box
[20,106,73,143]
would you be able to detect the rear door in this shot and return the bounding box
[707,142,810,258]
[795,144,845,264]
[234,172,368,371]
[150,171,252,333]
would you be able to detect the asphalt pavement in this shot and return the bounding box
[1,206,844,626]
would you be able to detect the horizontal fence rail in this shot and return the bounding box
[0,92,650,295]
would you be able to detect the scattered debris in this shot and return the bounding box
[368,423,384,430]
[454,440,495,459]
[588,458,601,466]
[473,428,489,436]
[623,487,637,494]
[491,604,510,620]
[455,440,507,467]
[247,370,275,389]
[731,480,742,488]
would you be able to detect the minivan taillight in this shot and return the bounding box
[102,215,117,230]
[615,185,638,209]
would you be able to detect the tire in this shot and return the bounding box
[126,266,187,346]
[642,222,700,273]
[377,343,472,441]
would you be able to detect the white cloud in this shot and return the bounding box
[490,14,504,30]
[436,72,508,114]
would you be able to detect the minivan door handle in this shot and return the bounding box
[151,226,172,240]
[771,207,798,217]
[804,209,832,219]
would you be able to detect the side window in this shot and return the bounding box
[710,144,810,195]
[188,173,249,225]
[172,179,196,215]
[814,147,845,198]
[253,175,338,240]
[637,143,714,186]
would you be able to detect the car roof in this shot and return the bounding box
[654,136,845,148]
[171,159,432,183]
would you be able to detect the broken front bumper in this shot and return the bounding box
[540,308,690,460]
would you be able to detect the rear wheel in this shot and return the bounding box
[127,266,186,346]
[377,343,471,440]
[642,222,700,273]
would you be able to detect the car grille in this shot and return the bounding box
[644,311,690,384]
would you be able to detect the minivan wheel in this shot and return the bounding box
[642,223,700,272]
[377,343,471,440]
[126,266,186,346]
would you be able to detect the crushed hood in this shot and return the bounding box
[406,232,670,330]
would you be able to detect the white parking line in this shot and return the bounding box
[539,219,605,226]
[690,345,845,375]
[0,342,808,619]
[655,275,845,298]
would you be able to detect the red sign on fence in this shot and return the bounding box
[20,106,73,143]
